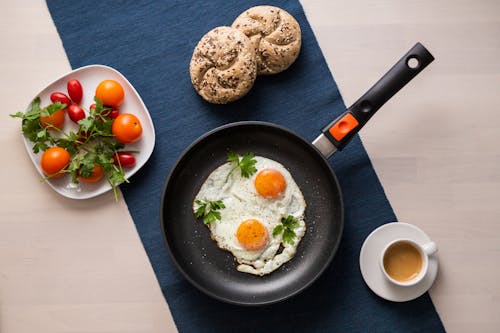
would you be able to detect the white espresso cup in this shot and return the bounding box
[380,238,437,287]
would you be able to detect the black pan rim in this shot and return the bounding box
[159,121,344,306]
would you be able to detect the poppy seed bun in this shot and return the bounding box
[190,26,257,104]
[232,6,301,75]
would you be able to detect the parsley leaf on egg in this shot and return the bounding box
[273,215,300,245]
[282,228,296,245]
[239,153,258,178]
[226,151,257,180]
[194,199,225,225]
[227,151,239,164]
[272,224,284,237]
[282,215,300,230]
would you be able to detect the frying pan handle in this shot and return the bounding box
[321,42,434,150]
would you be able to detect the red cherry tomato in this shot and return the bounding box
[89,103,96,110]
[50,92,71,107]
[68,104,85,123]
[108,109,120,119]
[112,152,136,168]
[99,108,119,119]
[67,79,83,103]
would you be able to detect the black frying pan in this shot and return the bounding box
[160,43,434,305]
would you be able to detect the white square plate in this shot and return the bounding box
[22,64,155,199]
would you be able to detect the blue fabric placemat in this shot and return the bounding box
[46,1,445,332]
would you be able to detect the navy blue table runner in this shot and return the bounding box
[46,1,445,331]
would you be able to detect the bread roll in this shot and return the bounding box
[232,6,301,75]
[190,26,257,104]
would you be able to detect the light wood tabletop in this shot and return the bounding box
[1,1,499,332]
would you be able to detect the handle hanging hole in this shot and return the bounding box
[406,56,420,69]
[360,100,372,113]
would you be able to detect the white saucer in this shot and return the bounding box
[359,222,438,302]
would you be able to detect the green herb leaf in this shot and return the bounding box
[93,118,114,137]
[272,224,284,237]
[10,112,24,118]
[108,169,127,185]
[226,151,258,179]
[91,97,111,119]
[37,128,47,139]
[282,228,296,245]
[32,141,48,154]
[11,98,45,150]
[20,97,42,121]
[273,215,300,245]
[194,200,206,218]
[227,151,239,163]
[281,215,300,229]
[239,152,257,178]
[41,101,66,117]
[210,200,226,211]
[194,199,225,225]
[78,117,94,132]
[204,210,221,224]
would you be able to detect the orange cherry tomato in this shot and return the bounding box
[40,109,65,129]
[78,164,104,183]
[112,113,142,143]
[95,80,124,107]
[40,147,70,178]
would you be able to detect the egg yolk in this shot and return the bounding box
[236,219,269,251]
[254,168,287,199]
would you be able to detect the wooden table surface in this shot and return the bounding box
[1,1,499,332]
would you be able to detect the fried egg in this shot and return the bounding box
[193,155,306,276]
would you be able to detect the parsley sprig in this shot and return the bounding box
[10,97,131,200]
[10,98,65,153]
[273,215,300,245]
[194,199,225,225]
[226,151,257,181]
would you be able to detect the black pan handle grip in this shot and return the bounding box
[321,42,434,150]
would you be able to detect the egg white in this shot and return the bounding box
[193,156,306,276]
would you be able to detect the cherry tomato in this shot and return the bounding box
[40,109,65,129]
[108,109,120,119]
[89,103,96,110]
[40,147,70,178]
[68,104,85,123]
[78,164,104,183]
[95,80,124,108]
[99,107,119,119]
[112,113,142,143]
[67,79,83,103]
[50,92,71,107]
[113,152,136,168]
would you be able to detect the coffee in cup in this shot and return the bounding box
[380,238,437,286]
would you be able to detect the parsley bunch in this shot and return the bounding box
[194,199,225,224]
[226,151,257,181]
[11,97,132,200]
[273,215,300,245]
